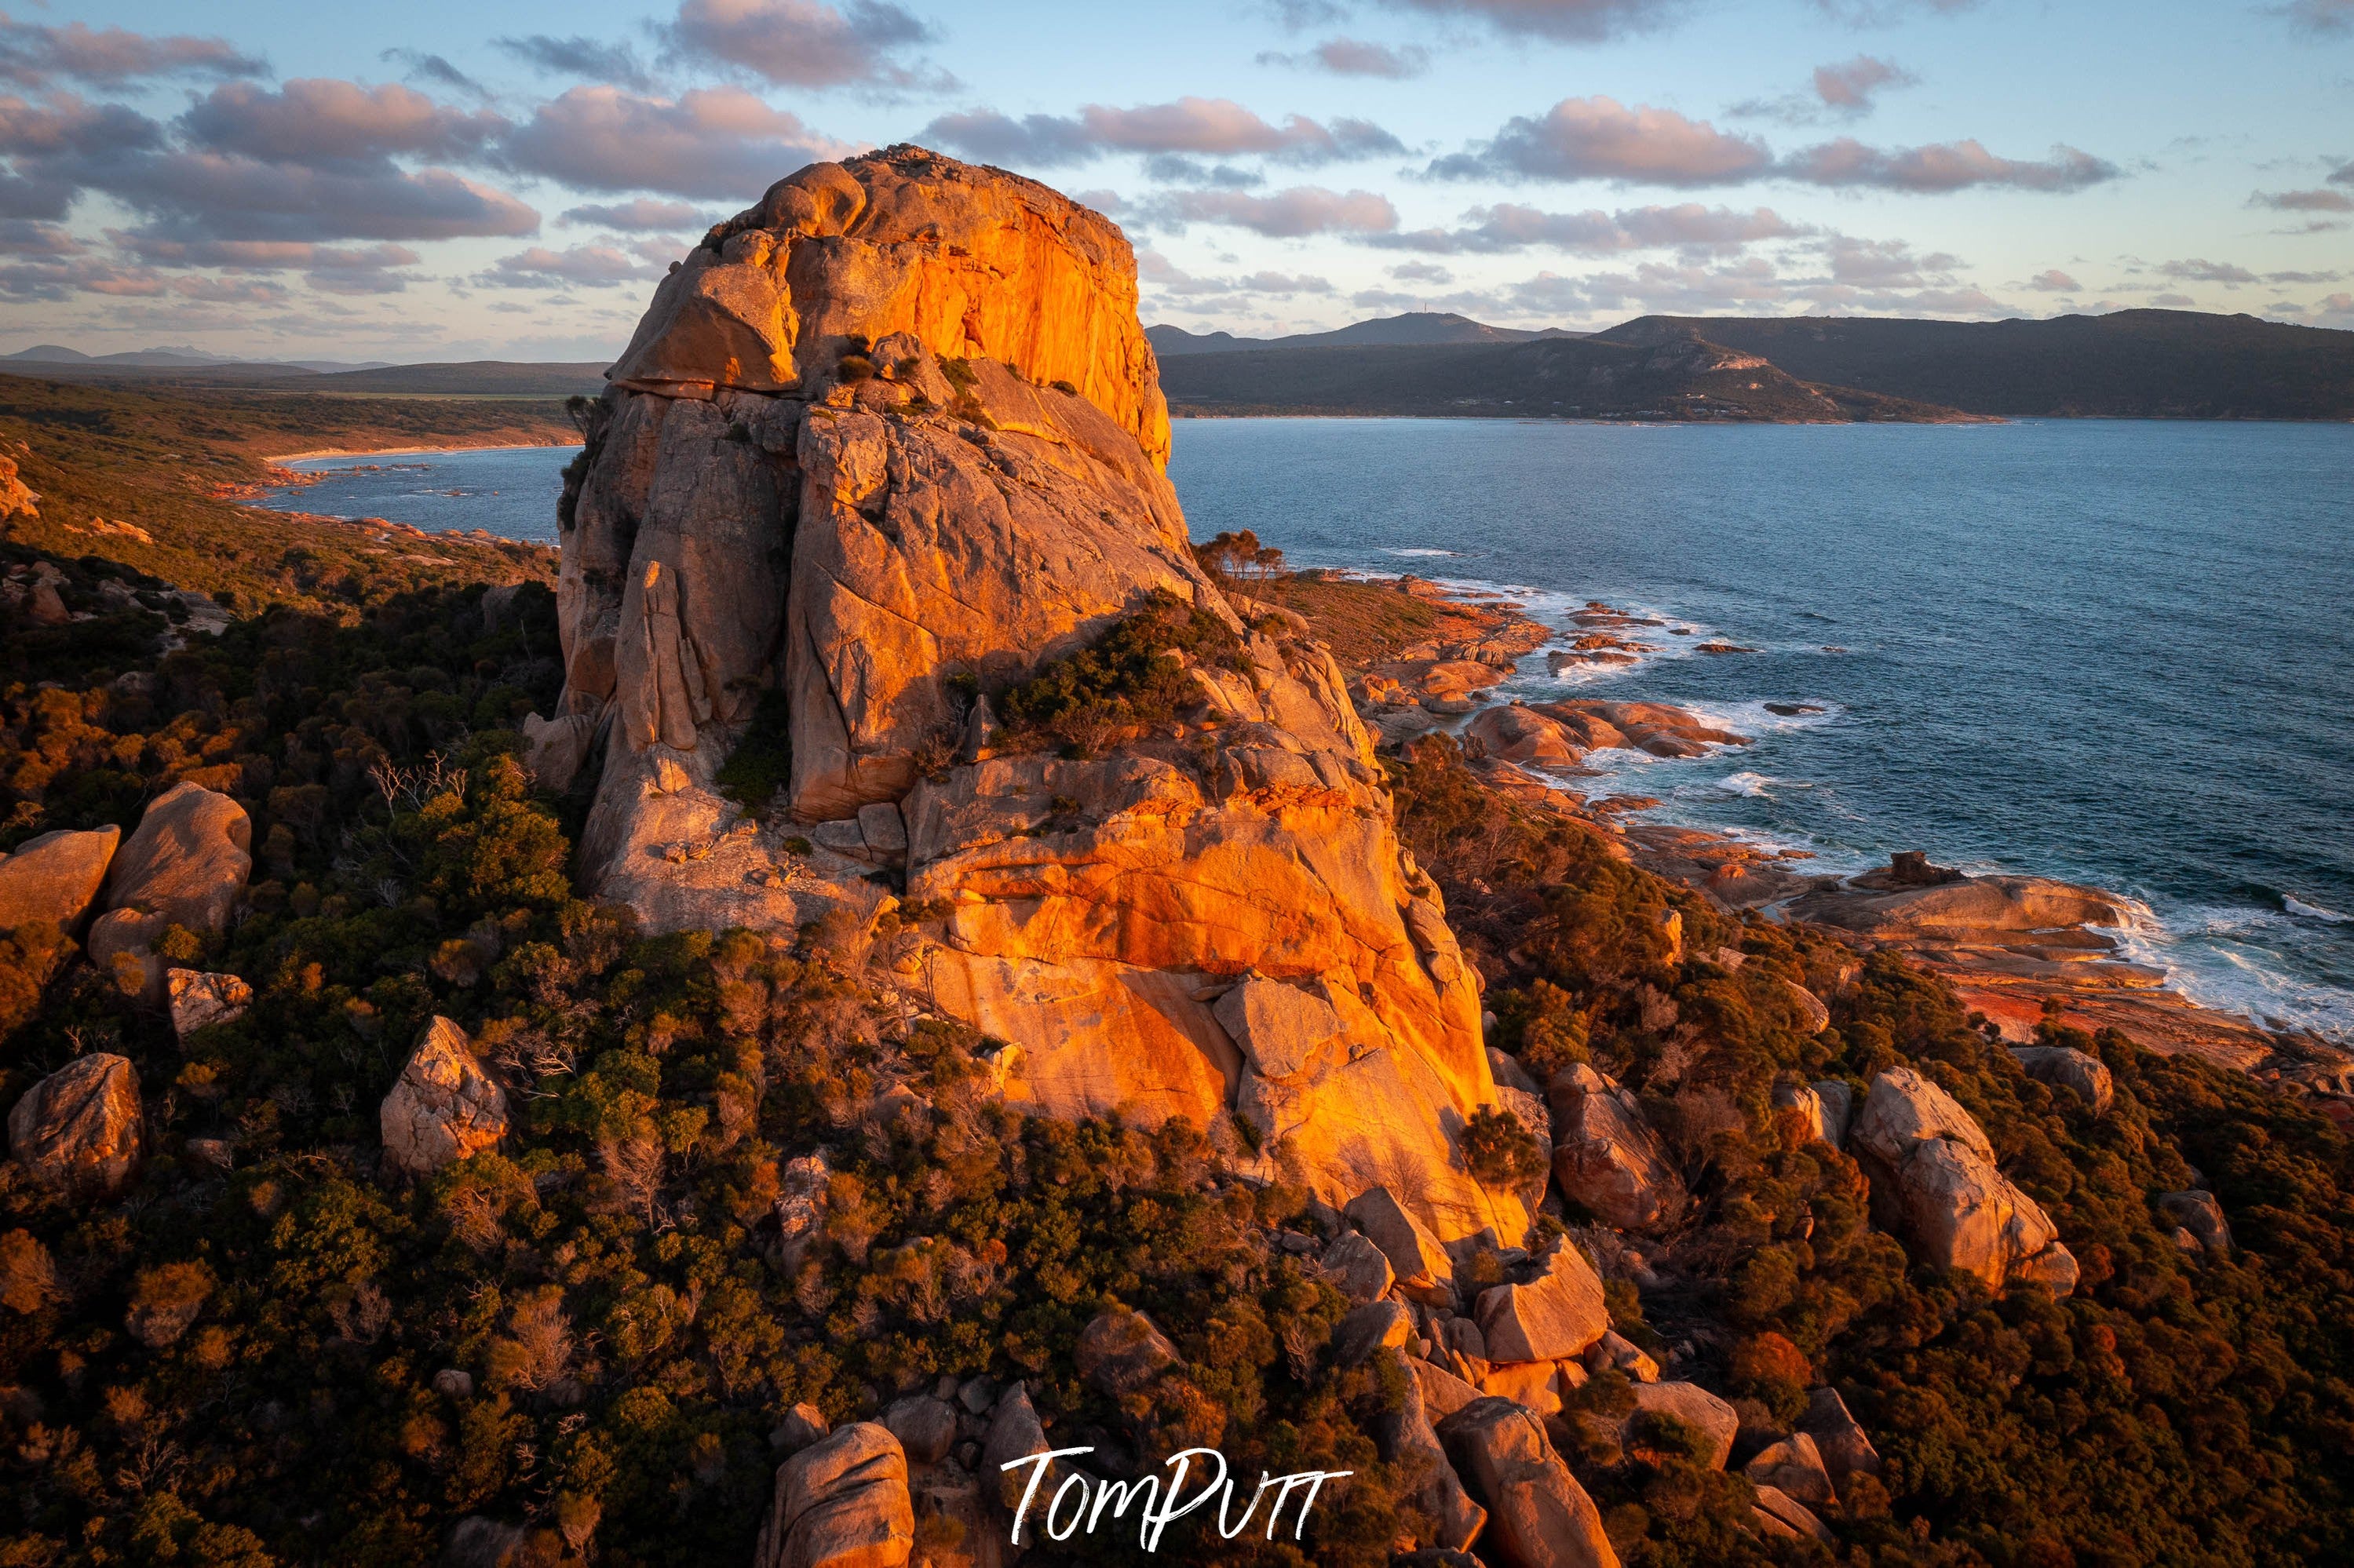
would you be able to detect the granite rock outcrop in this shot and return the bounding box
[543,145,1526,1245]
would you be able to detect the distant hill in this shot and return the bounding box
[0,356,608,397]
[1593,310,2354,420]
[1148,312,1581,356]
[5,344,393,373]
[1156,333,1980,423]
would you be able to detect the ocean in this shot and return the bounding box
[263,417,2354,1039]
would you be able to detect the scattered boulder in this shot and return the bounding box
[1548,1065,1686,1232]
[1623,1382,1739,1470]
[2157,1189,2232,1253]
[522,711,599,794]
[165,968,251,1043]
[1750,1484,1834,1544]
[1414,1357,1486,1424]
[97,782,252,932]
[380,1017,510,1177]
[1376,1347,1487,1553]
[1346,1187,1457,1304]
[1852,1067,1991,1167]
[1480,1358,1566,1418]
[1075,1306,1179,1396]
[1812,1080,1853,1149]
[1743,1431,1836,1506]
[9,1053,141,1200]
[1587,1329,1659,1384]
[1798,1387,1882,1490]
[753,1422,914,1568]
[1475,1242,1609,1365]
[773,1403,831,1454]
[883,1395,957,1466]
[980,1383,1050,1511]
[2009,1045,2115,1115]
[1435,1397,1620,1568]
[1772,1082,1829,1145]
[1896,1132,2074,1294]
[1334,1300,1414,1366]
[775,1153,831,1271]
[0,826,118,934]
[1321,1231,1396,1306]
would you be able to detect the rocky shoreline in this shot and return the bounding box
[1294,572,2354,1122]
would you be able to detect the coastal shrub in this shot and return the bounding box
[713,686,794,816]
[995,588,1245,753]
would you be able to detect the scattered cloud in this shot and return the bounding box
[0,15,264,86]
[657,0,939,89]
[1430,97,1774,186]
[499,86,854,199]
[381,50,490,100]
[1815,0,1984,26]
[1373,0,1692,43]
[1147,185,1400,236]
[479,242,666,289]
[1389,260,1454,282]
[923,97,1403,170]
[2151,291,2195,306]
[1733,55,1918,123]
[2159,257,2257,284]
[1137,249,1335,313]
[2252,188,2354,212]
[1374,200,1805,253]
[2025,268,2081,291]
[2276,0,2354,35]
[1783,138,2118,191]
[179,80,508,163]
[2333,159,2354,185]
[1257,38,1431,77]
[560,198,710,230]
[493,35,656,92]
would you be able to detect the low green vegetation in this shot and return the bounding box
[994,588,1247,755]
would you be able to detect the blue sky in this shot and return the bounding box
[2,0,2349,359]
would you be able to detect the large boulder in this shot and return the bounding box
[1798,1387,1882,1490]
[1375,1347,1486,1552]
[9,1053,141,1200]
[88,784,252,1000]
[165,969,251,1043]
[1788,870,2128,944]
[1345,1186,1455,1301]
[1475,1242,1608,1365]
[2009,1045,2115,1115]
[1622,1382,1739,1470]
[380,1017,509,1177]
[0,826,118,933]
[1435,1397,1619,1568]
[1854,1067,2075,1293]
[555,147,1526,1247]
[754,1421,914,1568]
[1743,1431,1836,1505]
[2158,1189,2232,1253]
[1548,1064,1686,1231]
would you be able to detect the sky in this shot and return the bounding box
[0,0,2348,361]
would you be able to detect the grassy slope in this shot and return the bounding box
[0,373,569,615]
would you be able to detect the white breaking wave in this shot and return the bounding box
[2284,894,2352,924]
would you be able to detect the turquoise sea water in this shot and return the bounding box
[265,418,2354,1038]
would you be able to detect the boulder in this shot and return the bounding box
[1463,704,1589,768]
[1587,1329,1659,1384]
[1750,1484,1834,1544]
[1895,1131,2071,1293]
[1772,1082,1829,1145]
[165,968,251,1043]
[1812,1080,1853,1149]
[1788,872,2128,944]
[1332,1300,1414,1366]
[2157,1189,2232,1253]
[97,783,252,934]
[1413,1357,1486,1424]
[1547,1065,1686,1232]
[1798,1387,1882,1490]
[1346,1187,1457,1301]
[1376,1347,1486,1552]
[557,146,1527,1253]
[774,1403,831,1455]
[9,1053,141,1200]
[2009,1045,2115,1115]
[1435,1398,1620,1568]
[1852,1067,1993,1168]
[980,1383,1052,1511]
[1480,1358,1566,1418]
[522,711,599,794]
[1321,1231,1396,1306]
[1623,1382,1739,1469]
[754,1422,914,1568]
[0,826,118,933]
[380,1017,510,1177]
[1074,1306,1178,1396]
[882,1395,957,1467]
[1743,1431,1836,1506]
[1475,1243,1608,1365]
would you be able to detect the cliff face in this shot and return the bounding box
[549,145,1524,1242]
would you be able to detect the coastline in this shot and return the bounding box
[261,437,582,465]
[1303,571,2354,1109]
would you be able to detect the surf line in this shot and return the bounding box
[1001,1446,1352,1552]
